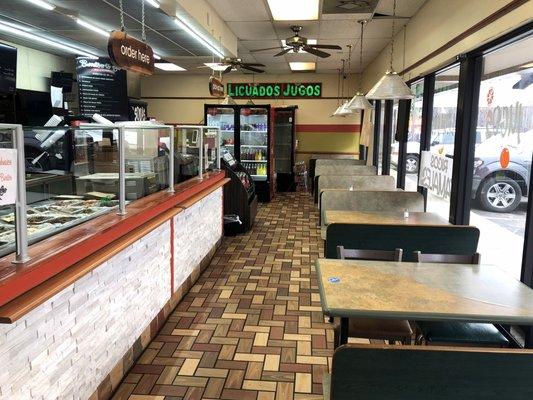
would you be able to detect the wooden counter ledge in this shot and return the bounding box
[0,171,228,314]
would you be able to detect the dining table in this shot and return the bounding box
[316,258,533,347]
[321,210,450,240]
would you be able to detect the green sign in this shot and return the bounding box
[227,82,322,98]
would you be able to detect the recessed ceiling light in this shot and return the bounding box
[155,62,186,71]
[145,0,160,8]
[289,62,315,71]
[76,19,109,38]
[174,15,224,58]
[25,0,55,11]
[267,0,319,21]
[0,22,98,58]
[281,39,316,53]
[204,62,228,71]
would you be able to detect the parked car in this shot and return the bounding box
[472,132,531,213]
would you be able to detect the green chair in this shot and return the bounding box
[413,251,509,348]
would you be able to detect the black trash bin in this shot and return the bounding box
[223,214,243,236]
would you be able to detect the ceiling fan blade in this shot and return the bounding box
[241,63,266,67]
[250,46,285,53]
[303,46,330,58]
[222,65,233,74]
[308,44,342,50]
[241,65,265,73]
[274,48,292,57]
[372,13,410,19]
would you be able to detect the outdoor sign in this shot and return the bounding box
[209,76,225,97]
[419,150,453,200]
[108,31,154,76]
[0,149,17,205]
[227,82,322,98]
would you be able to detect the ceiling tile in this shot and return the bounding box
[206,0,270,22]
[227,21,278,40]
[319,19,360,39]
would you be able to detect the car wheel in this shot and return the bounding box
[479,177,521,213]
[405,155,419,174]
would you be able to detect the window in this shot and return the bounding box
[378,102,385,174]
[390,101,399,185]
[425,64,460,219]
[469,34,533,279]
[405,80,424,191]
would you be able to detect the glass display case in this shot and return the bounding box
[0,123,174,260]
[175,125,202,182]
[202,127,220,172]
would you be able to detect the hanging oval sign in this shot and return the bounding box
[209,76,225,97]
[500,147,510,169]
[108,30,154,76]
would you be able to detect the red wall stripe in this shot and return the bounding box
[296,124,361,133]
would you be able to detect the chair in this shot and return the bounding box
[413,251,509,348]
[332,245,414,347]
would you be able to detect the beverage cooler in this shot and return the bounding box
[205,104,273,202]
[273,106,297,192]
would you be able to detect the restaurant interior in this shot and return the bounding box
[0,0,532,399]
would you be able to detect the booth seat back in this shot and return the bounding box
[315,159,367,168]
[320,190,424,226]
[313,165,377,195]
[325,223,479,260]
[316,175,396,204]
[324,344,533,400]
[309,155,359,177]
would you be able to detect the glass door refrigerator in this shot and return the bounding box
[205,104,273,202]
[273,106,297,192]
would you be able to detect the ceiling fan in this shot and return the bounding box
[201,57,266,74]
[251,26,342,58]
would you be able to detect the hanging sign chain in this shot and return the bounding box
[119,0,126,31]
[358,20,365,92]
[141,0,147,42]
[389,0,397,71]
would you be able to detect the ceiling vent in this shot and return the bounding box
[322,0,379,15]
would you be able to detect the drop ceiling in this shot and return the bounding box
[0,0,426,75]
[206,0,427,73]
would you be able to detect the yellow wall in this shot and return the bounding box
[362,0,533,89]
[141,73,363,164]
[0,40,75,93]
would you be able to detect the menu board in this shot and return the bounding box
[0,43,17,94]
[76,57,128,121]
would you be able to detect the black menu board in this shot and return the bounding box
[76,57,128,121]
[0,43,17,94]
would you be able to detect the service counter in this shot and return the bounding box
[0,171,228,399]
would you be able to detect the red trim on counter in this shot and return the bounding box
[296,124,361,133]
[0,172,226,308]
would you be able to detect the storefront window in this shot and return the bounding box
[378,102,385,174]
[390,101,399,185]
[469,35,533,279]
[405,80,424,191]
[425,64,460,219]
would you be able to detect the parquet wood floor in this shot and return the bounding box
[112,192,352,400]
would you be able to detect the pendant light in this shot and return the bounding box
[366,0,413,100]
[346,20,374,110]
[333,60,351,117]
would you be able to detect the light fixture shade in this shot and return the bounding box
[346,92,374,110]
[366,70,414,100]
[332,101,352,117]
[221,95,236,105]
[246,99,255,105]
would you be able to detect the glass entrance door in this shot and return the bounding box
[240,107,268,181]
[206,106,235,157]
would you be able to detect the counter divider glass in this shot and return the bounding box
[0,122,189,263]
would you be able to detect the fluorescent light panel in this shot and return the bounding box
[0,22,98,58]
[153,53,161,60]
[76,19,109,38]
[281,38,316,53]
[204,62,228,71]
[289,62,315,71]
[25,0,55,11]
[174,16,224,58]
[155,62,186,71]
[145,0,160,8]
[267,0,319,21]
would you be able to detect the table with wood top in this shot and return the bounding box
[321,210,450,240]
[316,258,533,347]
